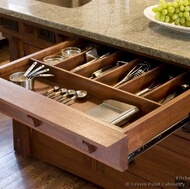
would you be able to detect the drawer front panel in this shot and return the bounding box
[0,78,128,171]
[125,90,190,154]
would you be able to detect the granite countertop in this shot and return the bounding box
[0,0,190,67]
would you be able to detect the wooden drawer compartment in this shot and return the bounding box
[1,40,190,173]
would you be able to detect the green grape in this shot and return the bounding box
[172,2,179,7]
[186,16,190,20]
[179,0,184,6]
[183,0,189,6]
[168,12,174,17]
[165,15,171,22]
[167,2,172,7]
[180,16,186,24]
[180,5,185,11]
[184,11,190,17]
[174,18,180,24]
[151,0,190,27]
[184,5,190,11]
[179,12,184,17]
[175,7,180,13]
[160,0,166,3]
[157,5,163,12]
[186,20,190,26]
[160,14,166,22]
[172,13,179,20]
[161,2,167,8]
[154,12,161,20]
[168,6,175,13]
[152,7,158,13]
[162,9,168,15]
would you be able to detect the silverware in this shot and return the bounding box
[90,61,128,79]
[48,88,67,98]
[161,84,189,104]
[57,89,76,102]
[135,75,174,96]
[70,59,97,72]
[62,90,87,104]
[42,86,60,96]
[114,61,151,87]
[135,82,161,96]
[71,48,110,72]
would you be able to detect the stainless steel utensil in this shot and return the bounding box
[29,68,50,79]
[90,61,128,79]
[48,88,67,98]
[43,86,60,96]
[86,48,99,62]
[135,82,161,96]
[135,75,174,96]
[86,99,139,126]
[71,48,110,72]
[114,62,151,87]
[35,74,54,77]
[12,62,37,82]
[52,88,68,100]
[27,64,45,78]
[62,90,87,104]
[57,89,76,102]
[161,84,189,104]
[23,62,38,77]
[9,71,34,90]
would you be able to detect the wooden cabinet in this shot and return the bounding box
[0,14,72,61]
[23,43,42,56]
[0,38,190,188]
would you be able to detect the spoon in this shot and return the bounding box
[62,90,87,104]
[42,86,59,96]
[58,89,76,102]
[49,88,67,98]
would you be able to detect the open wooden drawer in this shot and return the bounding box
[1,40,190,172]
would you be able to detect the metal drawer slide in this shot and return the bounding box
[128,115,190,162]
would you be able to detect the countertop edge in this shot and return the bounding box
[0,7,189,67]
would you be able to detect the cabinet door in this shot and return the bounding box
[23,43,42,56]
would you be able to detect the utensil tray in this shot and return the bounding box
[1,39,190,173]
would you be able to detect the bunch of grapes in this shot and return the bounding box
[152,0,190,27]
